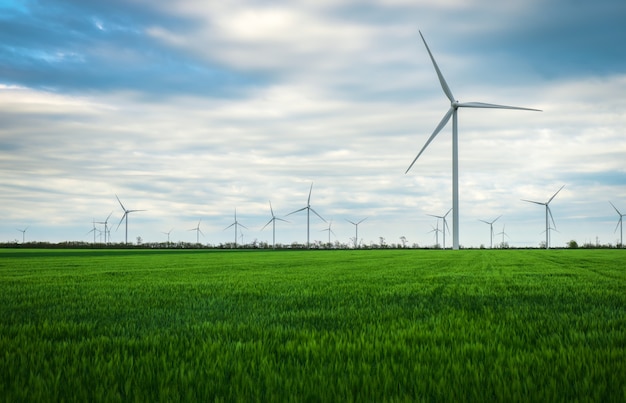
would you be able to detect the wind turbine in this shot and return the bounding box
[428,209,451,249]
[162,228,173,246]
[496,224,509,247]
[428,222,442,248]
[87,219,99,244]
[16,226,28,243]
[345,217,367,249]
[522,185,564,249]
[321,219,336,246]
[188,220,204,244]
[96,212,113,244]
[479,215,501,249]
[609,202,624,248]
[405,31,541,250]
[261,201,288,249]
[224,209,248,248]
[287,183,326,248]
[115,195,146,245]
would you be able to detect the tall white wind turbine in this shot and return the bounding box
[405,31,541,250]
[261,201,288,249]
[346,217,367,249]
[115,195,146,245]
[522,185,564,249]
[189,220,203,244]
[287,183,326,249]
[609,201,625,248]
[479,215,501,249]
[428,209,451,249]
[224,209,248,248]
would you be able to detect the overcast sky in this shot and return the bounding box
[1,0,625,247]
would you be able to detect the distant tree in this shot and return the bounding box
[567,240,579,249]
[399,236,407,248]
[136,236,143,245]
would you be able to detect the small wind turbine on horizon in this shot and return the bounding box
[428,222,442,247]
[321,219,336,245]
[261,201,288,249]
[287,183,326,249]
[346,217,367,249]
[96,212,113,244]
[188,220,204,244]
[87,219,99,244]
[115,195,146,245]
[224,209,248,248]
[405,31,541,250]
[479,215,501,249]
[522,185,564,249]
[16,226,28,243]
[609,201,624,248]
[162,228,173,246]
[428,209,451,249]
[496,224,509,247]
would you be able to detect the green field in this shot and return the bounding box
[1,249,625,402]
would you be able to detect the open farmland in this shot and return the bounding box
[1,249,625,401]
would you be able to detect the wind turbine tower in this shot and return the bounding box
[405,31,541,250]
[522,185,564,249]
[115,195,146,245]
[609,201,625,248]
[479,215,501,249]
[346,217,367,249]
[287,183,326,249]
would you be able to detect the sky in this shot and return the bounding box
[1,0,625,248]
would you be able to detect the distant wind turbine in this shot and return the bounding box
[479,215,501,249]
[224,209,248,248]
[496,224,509,247]
[405,31,541,250]
[428,222,442,247]
[96,212,113,244]
[428,209,451,249]
[609,202,624,248]
[115,195,146,245]
[87,219,99,244]
[522,185,564,249]
[321,219,336,245]
[345,217,367,249]
[16,226,28,243]
[162,228,173,246]
[287,183,326,248]
[261,201,288,249]
[188,220,204,244]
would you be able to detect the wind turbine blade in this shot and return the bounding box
[307,183,313,205]
[357,217,368,225]
[443,208,452,218]
[115,195,126,211]
[406,106,454,174]
[493,215,502,224]
[547,206,557,230]
[239,223,249,230]
[521,199,545,206]
[479,219,490,225]
[198,228,204,236]
[615,217,622,234]
[310,207,327,223]
[548,185,565,204]
[261,218,274,231]
[276,218,289,223]
[419,31,455,103]
[269,201,275,217]
[128,209,146,213]
[457,102,542,112]
[609,201,622,216]
[346,219,357,225]
[116,213,126,230]
[105,212,113,222]
[224,223,235,230]
[287,207,307,216]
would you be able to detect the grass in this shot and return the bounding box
[1,249,625,401]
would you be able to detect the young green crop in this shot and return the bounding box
[1,249,625,401]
